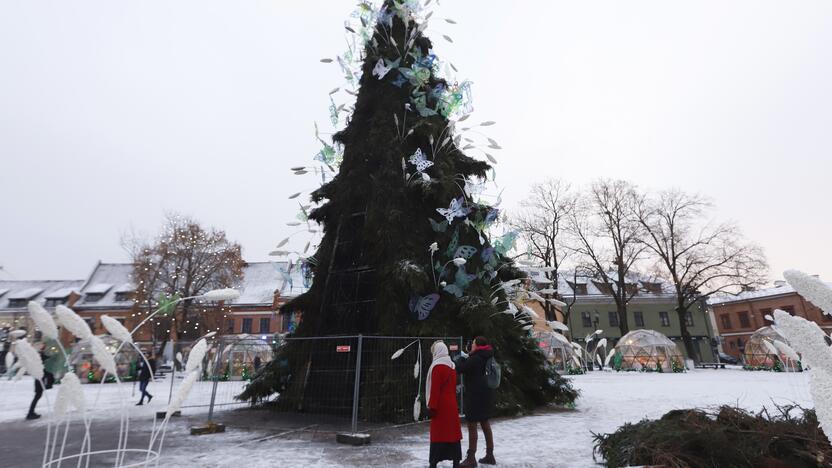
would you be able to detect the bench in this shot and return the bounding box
[695,362,726,369]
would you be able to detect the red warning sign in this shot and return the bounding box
[336,345,351,353]
[449,344,459,351]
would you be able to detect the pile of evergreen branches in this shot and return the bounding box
[594,405,831,468]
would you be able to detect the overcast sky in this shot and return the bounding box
[1,1,830,284]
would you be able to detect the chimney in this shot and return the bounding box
[773,280,786,288]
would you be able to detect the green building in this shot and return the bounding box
[528,270,718,363]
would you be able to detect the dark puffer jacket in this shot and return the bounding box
[456,347,494,422]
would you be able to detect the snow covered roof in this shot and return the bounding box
[519,267,674,299]
[77,263,135,308]
[85,283,113,294]
[44,287,79,299]
[707,277,831,306]
[0,280,85,310]
[0,288,9,297]
[228,261,310,305]
[73,261,309,309]
[7,287,44,300]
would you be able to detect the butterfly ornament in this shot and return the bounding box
[436,197,470,224]
[409,293,440,320]
[408,148,434,172]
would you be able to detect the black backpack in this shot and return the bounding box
[484,356,501,389]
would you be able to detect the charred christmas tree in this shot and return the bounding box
[239,0,577,420]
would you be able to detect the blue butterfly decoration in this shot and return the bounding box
[409,293,440,320]
[436,197,470,224]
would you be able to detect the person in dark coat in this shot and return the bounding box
[27,345,54,420]
[456,336,496,467]
[136,353,156,406]
[427,341,462,468]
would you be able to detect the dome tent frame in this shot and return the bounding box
[533,330,579,372]
[613,329,685,372]
[742,326,800,371]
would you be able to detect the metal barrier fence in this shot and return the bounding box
[198,335,463,434]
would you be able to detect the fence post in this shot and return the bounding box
[351,334,363,434]
[207,337,225,424]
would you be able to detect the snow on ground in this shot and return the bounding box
[0,369,814,467]
[0,373,250,424]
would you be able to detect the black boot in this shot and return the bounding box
[478,451,495,465]
[460,450,477,468]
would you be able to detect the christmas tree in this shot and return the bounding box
[240,0,577,418]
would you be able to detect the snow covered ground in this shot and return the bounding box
[0,368,814,467]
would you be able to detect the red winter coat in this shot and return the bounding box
[428,364,462,443]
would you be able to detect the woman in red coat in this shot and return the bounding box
[427,341,462,468]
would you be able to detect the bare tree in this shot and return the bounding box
[129,214,245,342]
[513,179,575,321]
[634,190,768,362]
[569,180,646,335]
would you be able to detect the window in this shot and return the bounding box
[730,341,736,349]
[634,311,644,327]
[641,282,663,294]
[241,318,253,334]
[659,311,670,327]
[737,337,745,350]
[115,292,132,302]
[7,299,28,308]
[738,312,751,328]
[567,282,587,295]
[780,306,795,316]
[225,319,235,334]
[45,298,67,307]
[84,318,96,333]
[259,318,271,334]
[608,311,619,327]
[720,314,733,330]
[593,281,614,295]
[581,312,592,328]
[684,312,694,327]
[84,293,104,303]
[760,308,772,319]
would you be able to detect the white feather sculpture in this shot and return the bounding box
[54,373,85,416]
[101,315,132,344]
[13,340,44,380]
[772,340,800,362]
[90,335,117,376]
[200,288,241,302]
[28,301,59,341]
[413,396,421,422]
[55,305,92,340]
[605,348,616,367]
[548,320,569,332]
[391,348,405,360]
[596,338,608,349]
[186,339,207,373]
[784,270,832,315]
[167,371,199,417]
[771,309,832,441]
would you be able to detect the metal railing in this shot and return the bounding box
[201,334,464,434]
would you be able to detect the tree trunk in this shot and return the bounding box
[617,303,629,336]
[676,302,698,363]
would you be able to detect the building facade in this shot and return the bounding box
[708,278,830,360]
[524,269,717,362]
[0,261,308,350]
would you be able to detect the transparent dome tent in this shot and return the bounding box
[533,330,579,371]
[613,329,684,372]
[212,334,274,380]
[69,335,141,382]
[743,326,799,370]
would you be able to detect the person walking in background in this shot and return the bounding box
[136,353,156,406]
[427,341,462,468]
[456,336,497,467]
[27,343,54,420]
